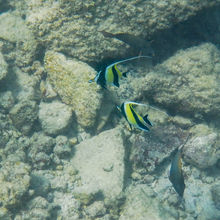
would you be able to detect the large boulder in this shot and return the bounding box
[44,51,102,128]
[132,43,220,121]
[70,127,125,201]
[26,0,220,62]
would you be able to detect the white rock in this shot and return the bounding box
[183,133,220,169]
[70,127,125,200]
[39,101,72,135]
[119,184,176,220]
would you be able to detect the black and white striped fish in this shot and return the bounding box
[89,56,150,89]
[117,101,153,132]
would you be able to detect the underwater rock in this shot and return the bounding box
[53,191,81,220]
[0,207,11,220]
[0,161,30,209]
[183,124,220,169]
[211,184,220,210]
[15,196,51,219]
[183,171,220,220]
[30,172,51,197]
[85,201,106,218]
[70,127,125,201]
[133,43,220,121]
[53,135,71,158]
[44,51,102,128]
[28,132,55,169]
[0,91,14,112]
[9,100,38,135]
[0,52,8,81]
[26,0,220,62]
[129,118,188,174]
[119,184,176,220]
[7,67,40,103]
[0,12,37,66]
[39,101,72,136]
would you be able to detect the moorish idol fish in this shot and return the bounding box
[169,147,185,197]
[117,101,153,132]
[89,56,151,89]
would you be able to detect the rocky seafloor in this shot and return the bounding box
[0,0,220,219]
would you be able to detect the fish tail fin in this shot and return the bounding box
[114,81,120,87]
[122,71,128,77]
[143,114,153,126]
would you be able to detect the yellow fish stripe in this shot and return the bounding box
[105,67,114,84]
[114,64,122,78]
[125,104,137,125]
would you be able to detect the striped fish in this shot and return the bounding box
[89,56,151,88]
[117,101,153,132]
[169,148,185,197]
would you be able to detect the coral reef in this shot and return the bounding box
[0,0,220,219]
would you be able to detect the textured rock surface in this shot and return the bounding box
[129,110,188,174]
[15,196,52,219]
[39,101,72,136]
[0,52,8,81]
[70,127,125,200]
[26,0,220,62]
[7,67,40,102]
[211,184,220,210]
[0,161,30,209]
[0,12,37,66]
[120,184,176,220]
[183,124,220,169]
[28,132,55,169]
[44,51,102,128]
[132,43,220,121]
[0,91,14,112]
[9,100,38,134]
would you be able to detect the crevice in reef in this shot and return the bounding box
[150,5,220,65]
[0,1,11,13]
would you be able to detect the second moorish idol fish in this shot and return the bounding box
[89,56,151,89]
[117,101,153,132]
[169,147,185,198]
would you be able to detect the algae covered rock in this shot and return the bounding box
[39,101,72,136]
[15,196,52,220]
[44,51,102,128]
[134,43,220,121]
[9,100,38,135]
[0,52,8,81]
[0,161,30,209]
[119,184,176,220]
[0,12,37,66]
[28,132,55,169]
[211,184,220,210]
[0,91,14,112]
[26,0,220,63]
[129,118,188,174]
[70,127,125,201]
[183,124,220,169]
